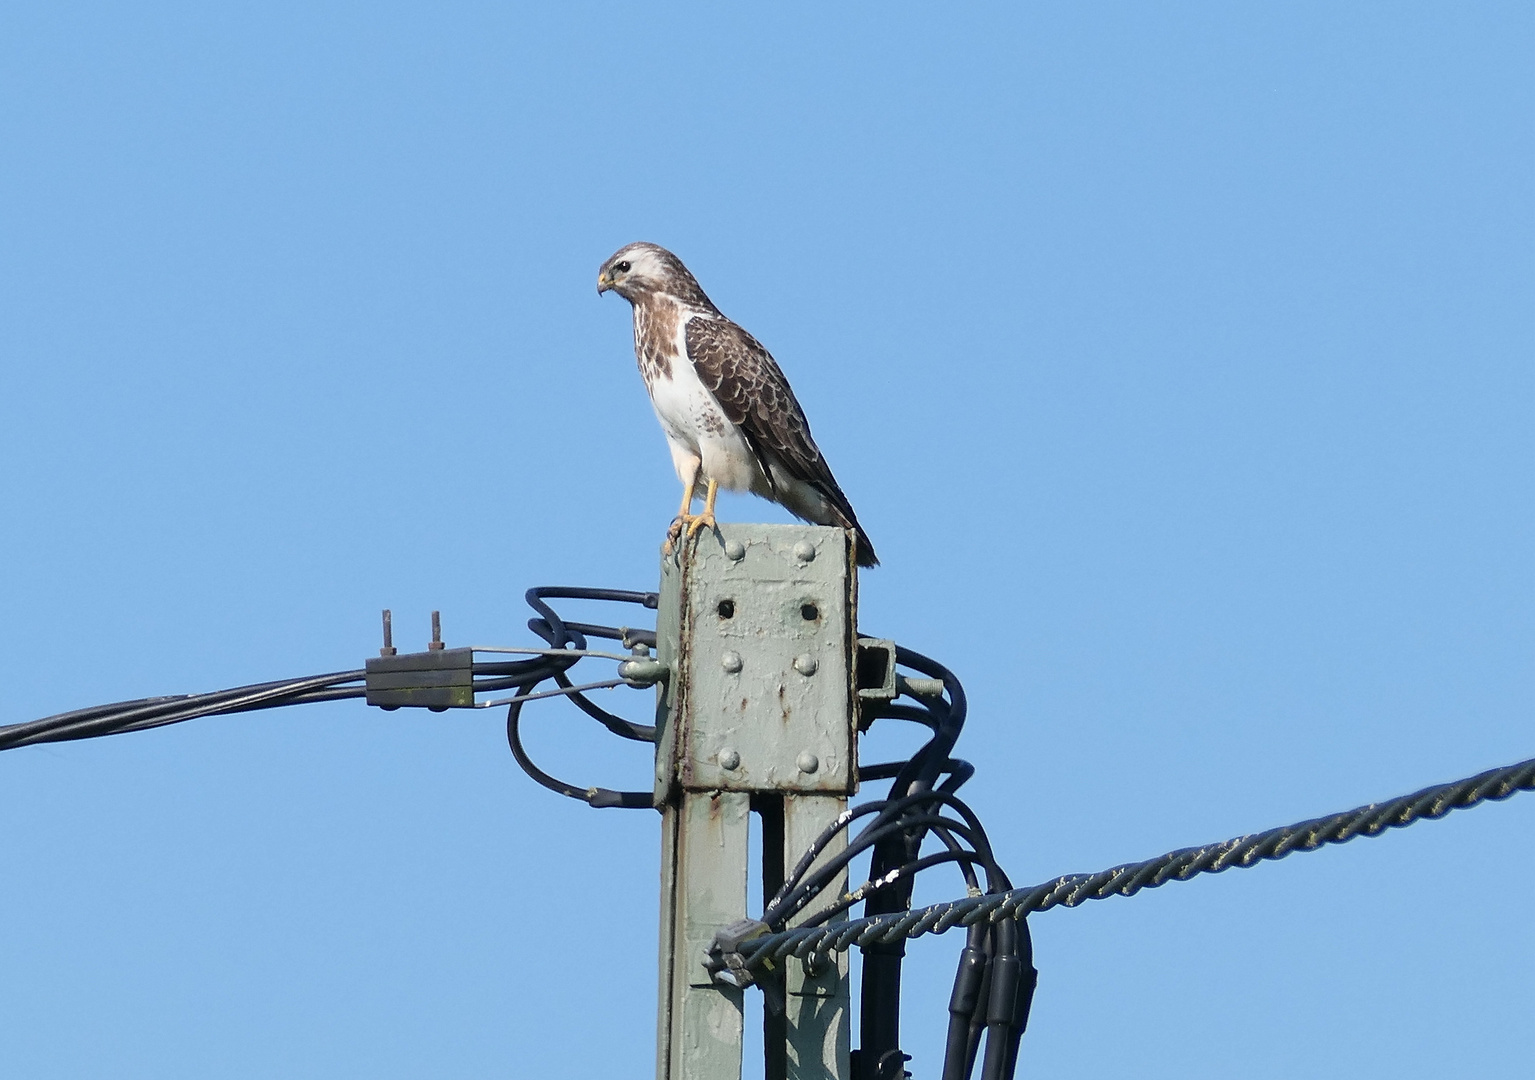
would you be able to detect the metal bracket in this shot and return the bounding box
[656,524,858,798]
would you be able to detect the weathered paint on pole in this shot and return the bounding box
[783,794,851,1079]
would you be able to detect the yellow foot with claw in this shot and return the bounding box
[662,515,690,556]
[685,512,717,540]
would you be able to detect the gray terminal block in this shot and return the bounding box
[653,522,857,798]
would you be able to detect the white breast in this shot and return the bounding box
[647,311,766,494]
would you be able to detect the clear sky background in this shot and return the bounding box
[1,3,1531,1077]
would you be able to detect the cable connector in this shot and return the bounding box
[617,643,668,688]
[706,918,787,1015]
[706,918,772,988]
[365,647,474,712]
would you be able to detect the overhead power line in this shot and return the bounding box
[2,550,1528,1080]
[741,753,1535,970]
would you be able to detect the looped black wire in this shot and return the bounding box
[527,588,658,742]
[503,588,658,809]
[763,790,1009,929]
[787,645,1008,1079]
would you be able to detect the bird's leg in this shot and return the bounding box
[686,479,719,539]
[663,477,697,555]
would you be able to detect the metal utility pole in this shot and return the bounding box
[653,523,858,1080]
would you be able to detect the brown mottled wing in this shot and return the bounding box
[685,316,861,522]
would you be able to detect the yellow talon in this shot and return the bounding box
[663,477,699,555]
[686,480,720,540]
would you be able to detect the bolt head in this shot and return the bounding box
[792,539,816,562]
[793,653,818,676]
[721,650,743,674]
[718,747,741,771]
[796,751,819,774]
[724,539,746,561]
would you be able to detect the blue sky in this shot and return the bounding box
[1,3,1531,1077]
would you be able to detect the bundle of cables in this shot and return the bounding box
[511,591,1035,1080]
[754,646,1034,1080]
[0,670,369,751]
[750,786,1034,1080]
[0,585,1032,1079]
[0,592,644,754]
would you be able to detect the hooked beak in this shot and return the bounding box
[597,270,613,295]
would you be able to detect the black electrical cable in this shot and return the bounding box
[799,851,998,931]
[500,587,659,809]
[1002,920,1036,1079]
[560,620,658,650]
[504,680,590,801]
[0,671,367,751]
[854,646,970,1076]
[843,644,988,1080]
[524,588,658,741]
[976,917,1025,1080]
[530,620,656,741]
[943,922,991,1080]
[938,759,977,792]
[761,782,1030,1080]
[772,814,992,929]
[550,668,656,742]
[857,757,970,784]
[894,644,967,793]
[766,789,984,915]
[0,579,1024,1073]
[868,703,941,729]
[764,792,1006,928]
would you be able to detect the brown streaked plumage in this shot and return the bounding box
[597,242,878,567]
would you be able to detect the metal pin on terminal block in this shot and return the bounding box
[365,609,472,712]
[380,609,397,657]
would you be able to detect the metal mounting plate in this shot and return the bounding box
[656,523,857,796]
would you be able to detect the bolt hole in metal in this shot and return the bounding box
[800,602,819,622]
[717,599,735,619]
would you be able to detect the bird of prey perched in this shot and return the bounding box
[597,242,878,567]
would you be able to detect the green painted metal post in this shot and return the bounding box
[654,523,858,1080]
[782,794,852,1078]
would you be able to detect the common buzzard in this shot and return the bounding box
[597,242,877,567]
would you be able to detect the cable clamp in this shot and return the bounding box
[706,918,772,989]
[617,656,669,688]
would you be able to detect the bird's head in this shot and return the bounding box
[597,242,713,308]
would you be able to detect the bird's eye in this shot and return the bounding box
[615,260,631,273]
